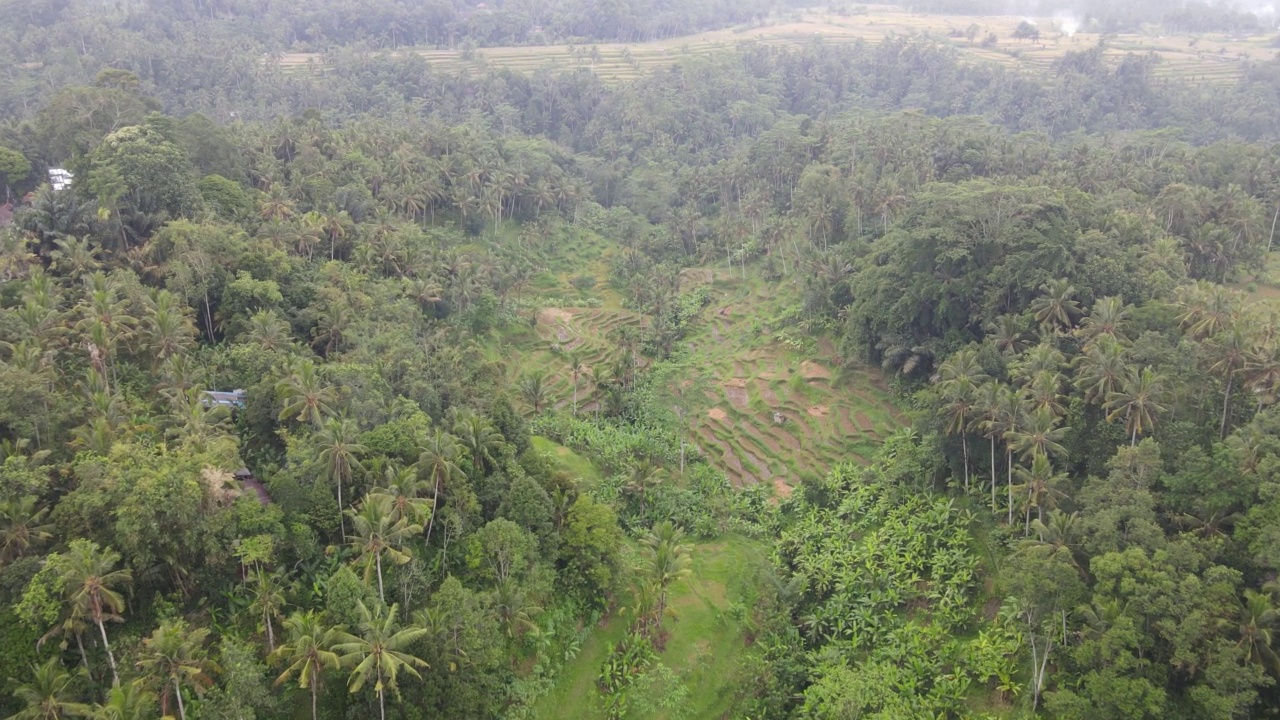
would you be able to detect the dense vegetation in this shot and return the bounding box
[2,0,1280,718]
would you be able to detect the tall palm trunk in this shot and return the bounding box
[377,670,387,720]
[375,551,385,604]
[425,479,440,546]
[1006,450,1014,525]
[1220,375,1234,439]
[337,474,345,539]
[76,634,89,671]
[961,435,970,491]
[264,607,275,652]
[174,677,186,720]
[989,437,997,511]
[310,670,319,720]
[94,609,119,686]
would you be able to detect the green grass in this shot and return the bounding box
[532,536,767,720]
[532,435,603,487]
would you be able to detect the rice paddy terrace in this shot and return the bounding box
[678,269,903,495]
[277,5,1280,85]
[495,230,904,495]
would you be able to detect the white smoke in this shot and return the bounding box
[1053,13,1080,37]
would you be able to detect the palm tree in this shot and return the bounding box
[248,568,288,653]
[985,314,1029,356]
[1208,323,1259,439]
[269,611,345,720]
[939,381,978,491]
[1004,407,1069,524]
[91,680,156,720]
[1012,453,1068,532]
[452,411,505,476]
[492,580,541,639]
[0,494,53,566]
[639,521,693,633]
[974,382,1009,511]
[243,309,294,352]
[1176,281,1238,341]
[1076,295,1131,349]
[61,540,132,687]
[1028,279,1082,334]
[1023,510,1083,573]
[332,602,428,720]
[624,459,666,519]
[568,352,584,415]
[1022,370,1066,419]
[1073,336,1128,405]
[1104,367,1166,446]
[135,619,214,720]
[347,494,420,605]
[416,430,465,546]
[276,359,336,426]
[371,465,431,527]
[517,371,548,414]
[310,300,353,356]
[9,658,91,720]
[316,417,367,537]
[934,348,989,391]
[1237,589,1280,677]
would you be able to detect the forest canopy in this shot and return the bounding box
[2,1,1280,719]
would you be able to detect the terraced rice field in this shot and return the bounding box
[679,269,903,495]
[496,226,902,494]
[278,5,1279,85]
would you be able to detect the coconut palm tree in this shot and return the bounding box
[1004,407,1068,523]
[243,309,294,352]
[1237,589,1280,677]
[416,429,465,546]
[371,465,431,527]
[1028,279,1082,334]
[316,417,366,536]
[568,352,584,415]
[451,410,505,476]
[639,521,693,633]
[1208,322,1260,439]
[248,568,288,653]
[276,359,336,426]
[9,658,91,720]
[517,371,548,414]
[347,494,420,604]
[939,380,978,491]
[973,382,1010,511]
[90,680,156,720]
[1104,367,1167,446]
[61,540,132,687]
[1073,335,1127,405]
[1076,295,1131,349]
[985,314,1029,356]
[269,611,345,720]
[0,493,53,567]
[332,602,428,720]
[1012,453,1069,532]
[135,619,214,720]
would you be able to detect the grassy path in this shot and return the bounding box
[531,536,766,720]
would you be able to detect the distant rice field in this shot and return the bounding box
[277,4,1280,84]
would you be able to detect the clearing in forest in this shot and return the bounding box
[494,226,902,496]
[277,6,1275,85]
[679,269,903,492]
[532,536,767,720]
